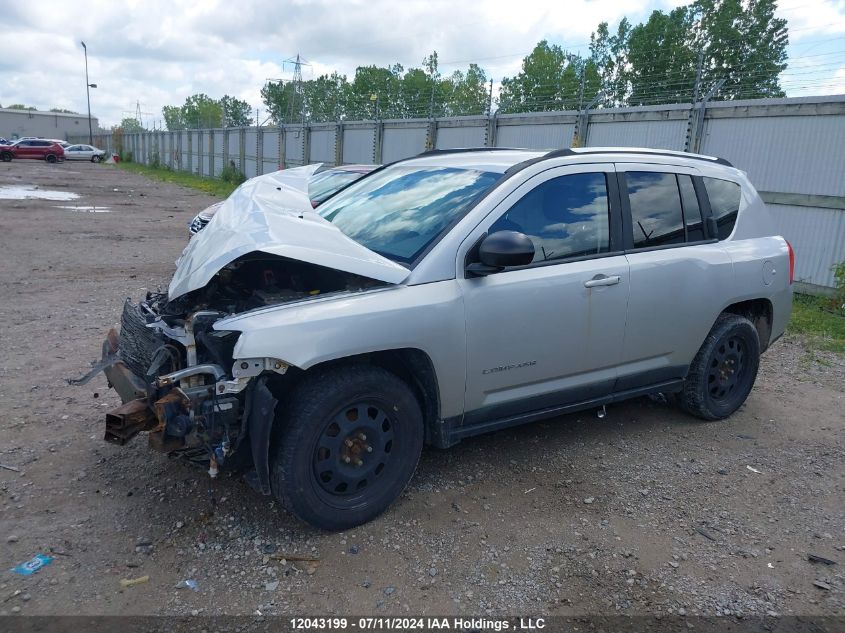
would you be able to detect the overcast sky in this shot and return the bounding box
[2,0,844,127]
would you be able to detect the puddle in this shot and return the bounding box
[0,185,79,201]
[54,205,111,213]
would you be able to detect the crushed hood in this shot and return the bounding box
[168,165,410,299]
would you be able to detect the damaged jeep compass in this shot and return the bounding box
[85,148,793,530]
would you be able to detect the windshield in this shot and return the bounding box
[317,166,501,263]
[309,170,368,206]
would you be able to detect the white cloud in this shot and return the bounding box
[1,0,843,127]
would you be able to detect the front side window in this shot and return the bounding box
[627,172,685,248]
[489,172,610,264]
[317,166,501,264]
[703,177,741,240]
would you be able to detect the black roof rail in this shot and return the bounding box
[543,147,733,167]
[415,147,522,157]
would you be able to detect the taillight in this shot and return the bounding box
[786,240,795,284]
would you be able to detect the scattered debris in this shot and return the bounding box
[7,535,19,543]
[812,580,832,591]
[808,554,837,566]
[524,487,536,494]
[746,465,762,473]
[696,527,717,542]
[383,586,396,596]
[0,463,20,472]
[120,575,150,588]
[10,554,53,576]
[584,497,595,504]
[175,579,199,592]
[264,580,279,592]
[269,553,319,563]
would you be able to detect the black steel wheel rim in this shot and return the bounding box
[312,401,396,499]
[707,335,748,401]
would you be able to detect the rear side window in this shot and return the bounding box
[489,172,610,263]
[703,177,741,240]
[678,175,705,241]
[626,172,685,248]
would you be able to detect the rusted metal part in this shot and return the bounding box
[148,430,185,453]
[104,399,157,445]
[147,389,192,453]
[100,328,148,404]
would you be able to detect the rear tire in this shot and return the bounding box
[0,151,11,162]
[270,364,423,531]
[679,314,760,420]
[45,154,57,164]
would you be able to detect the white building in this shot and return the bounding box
[0,107,102,141]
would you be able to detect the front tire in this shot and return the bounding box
[271,365,423,530]
[679,314,760,420]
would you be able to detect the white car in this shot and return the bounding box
[64,144,106,162]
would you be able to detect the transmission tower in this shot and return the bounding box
[283,54,310,125]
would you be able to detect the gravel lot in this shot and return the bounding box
[0,160,843,619]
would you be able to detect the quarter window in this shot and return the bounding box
[627,172,685,248]
[489,172,610,264]
[703,177,741,240]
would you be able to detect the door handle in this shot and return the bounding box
[584,274,621,288]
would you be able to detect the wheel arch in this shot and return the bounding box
[721,298,773,352]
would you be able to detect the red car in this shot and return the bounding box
[0,139,65,163]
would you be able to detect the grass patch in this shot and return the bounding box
[788,293,845,353]
[114,162,240,198]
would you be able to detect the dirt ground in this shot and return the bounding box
[0,160,843,619]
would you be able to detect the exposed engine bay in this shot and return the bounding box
[82,252,385,493]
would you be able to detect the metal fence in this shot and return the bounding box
[74,94,845,290]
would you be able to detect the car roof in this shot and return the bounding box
[396,146,732,174]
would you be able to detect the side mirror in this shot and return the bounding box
[467,231,535,277]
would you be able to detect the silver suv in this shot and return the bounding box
[90,147,794,530]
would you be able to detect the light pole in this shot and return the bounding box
[81,41,97,145]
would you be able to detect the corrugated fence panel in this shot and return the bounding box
[587,118,688,150]
[212,130,225,176]
[496,123,574,149]
[769,204,845,289]
[436,123,486,148]
[284,126,305,166]
[244,129,258,178]
[310,127,336,164]
[227,130,240,168]
[701,115,845,197]
[342,127,376,164]
[262,129,280,173]
[382,126,427,163]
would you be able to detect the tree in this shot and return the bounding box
[181,94,223,129]
[304,73,351,122]
[692,0,787,99]
[7,104,37,111]
[590,19,631,106]
[349,64,404,119]
[50,107,79,114]
[162,105,186,130]
[498,41,588,113]
[260,81,297,124]
[446,64,490,116]
[118,117,145,132]
[626,7,698,105]
[220,95,253,127]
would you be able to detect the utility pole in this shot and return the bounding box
[487,78,493,115]
[429,81,436,119]
[578,70,586,112]
[81,41,96,144]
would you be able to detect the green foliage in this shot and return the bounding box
[499,41,599,113]
[788,294,845,353]
[831,261,845,313]
[220,161,247,186]
[49,108,79,114]
[115,162,240,198]
[149,151,161,169]
[163,94,253,130]
[118,117,145,133]
[6,104,37,111]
